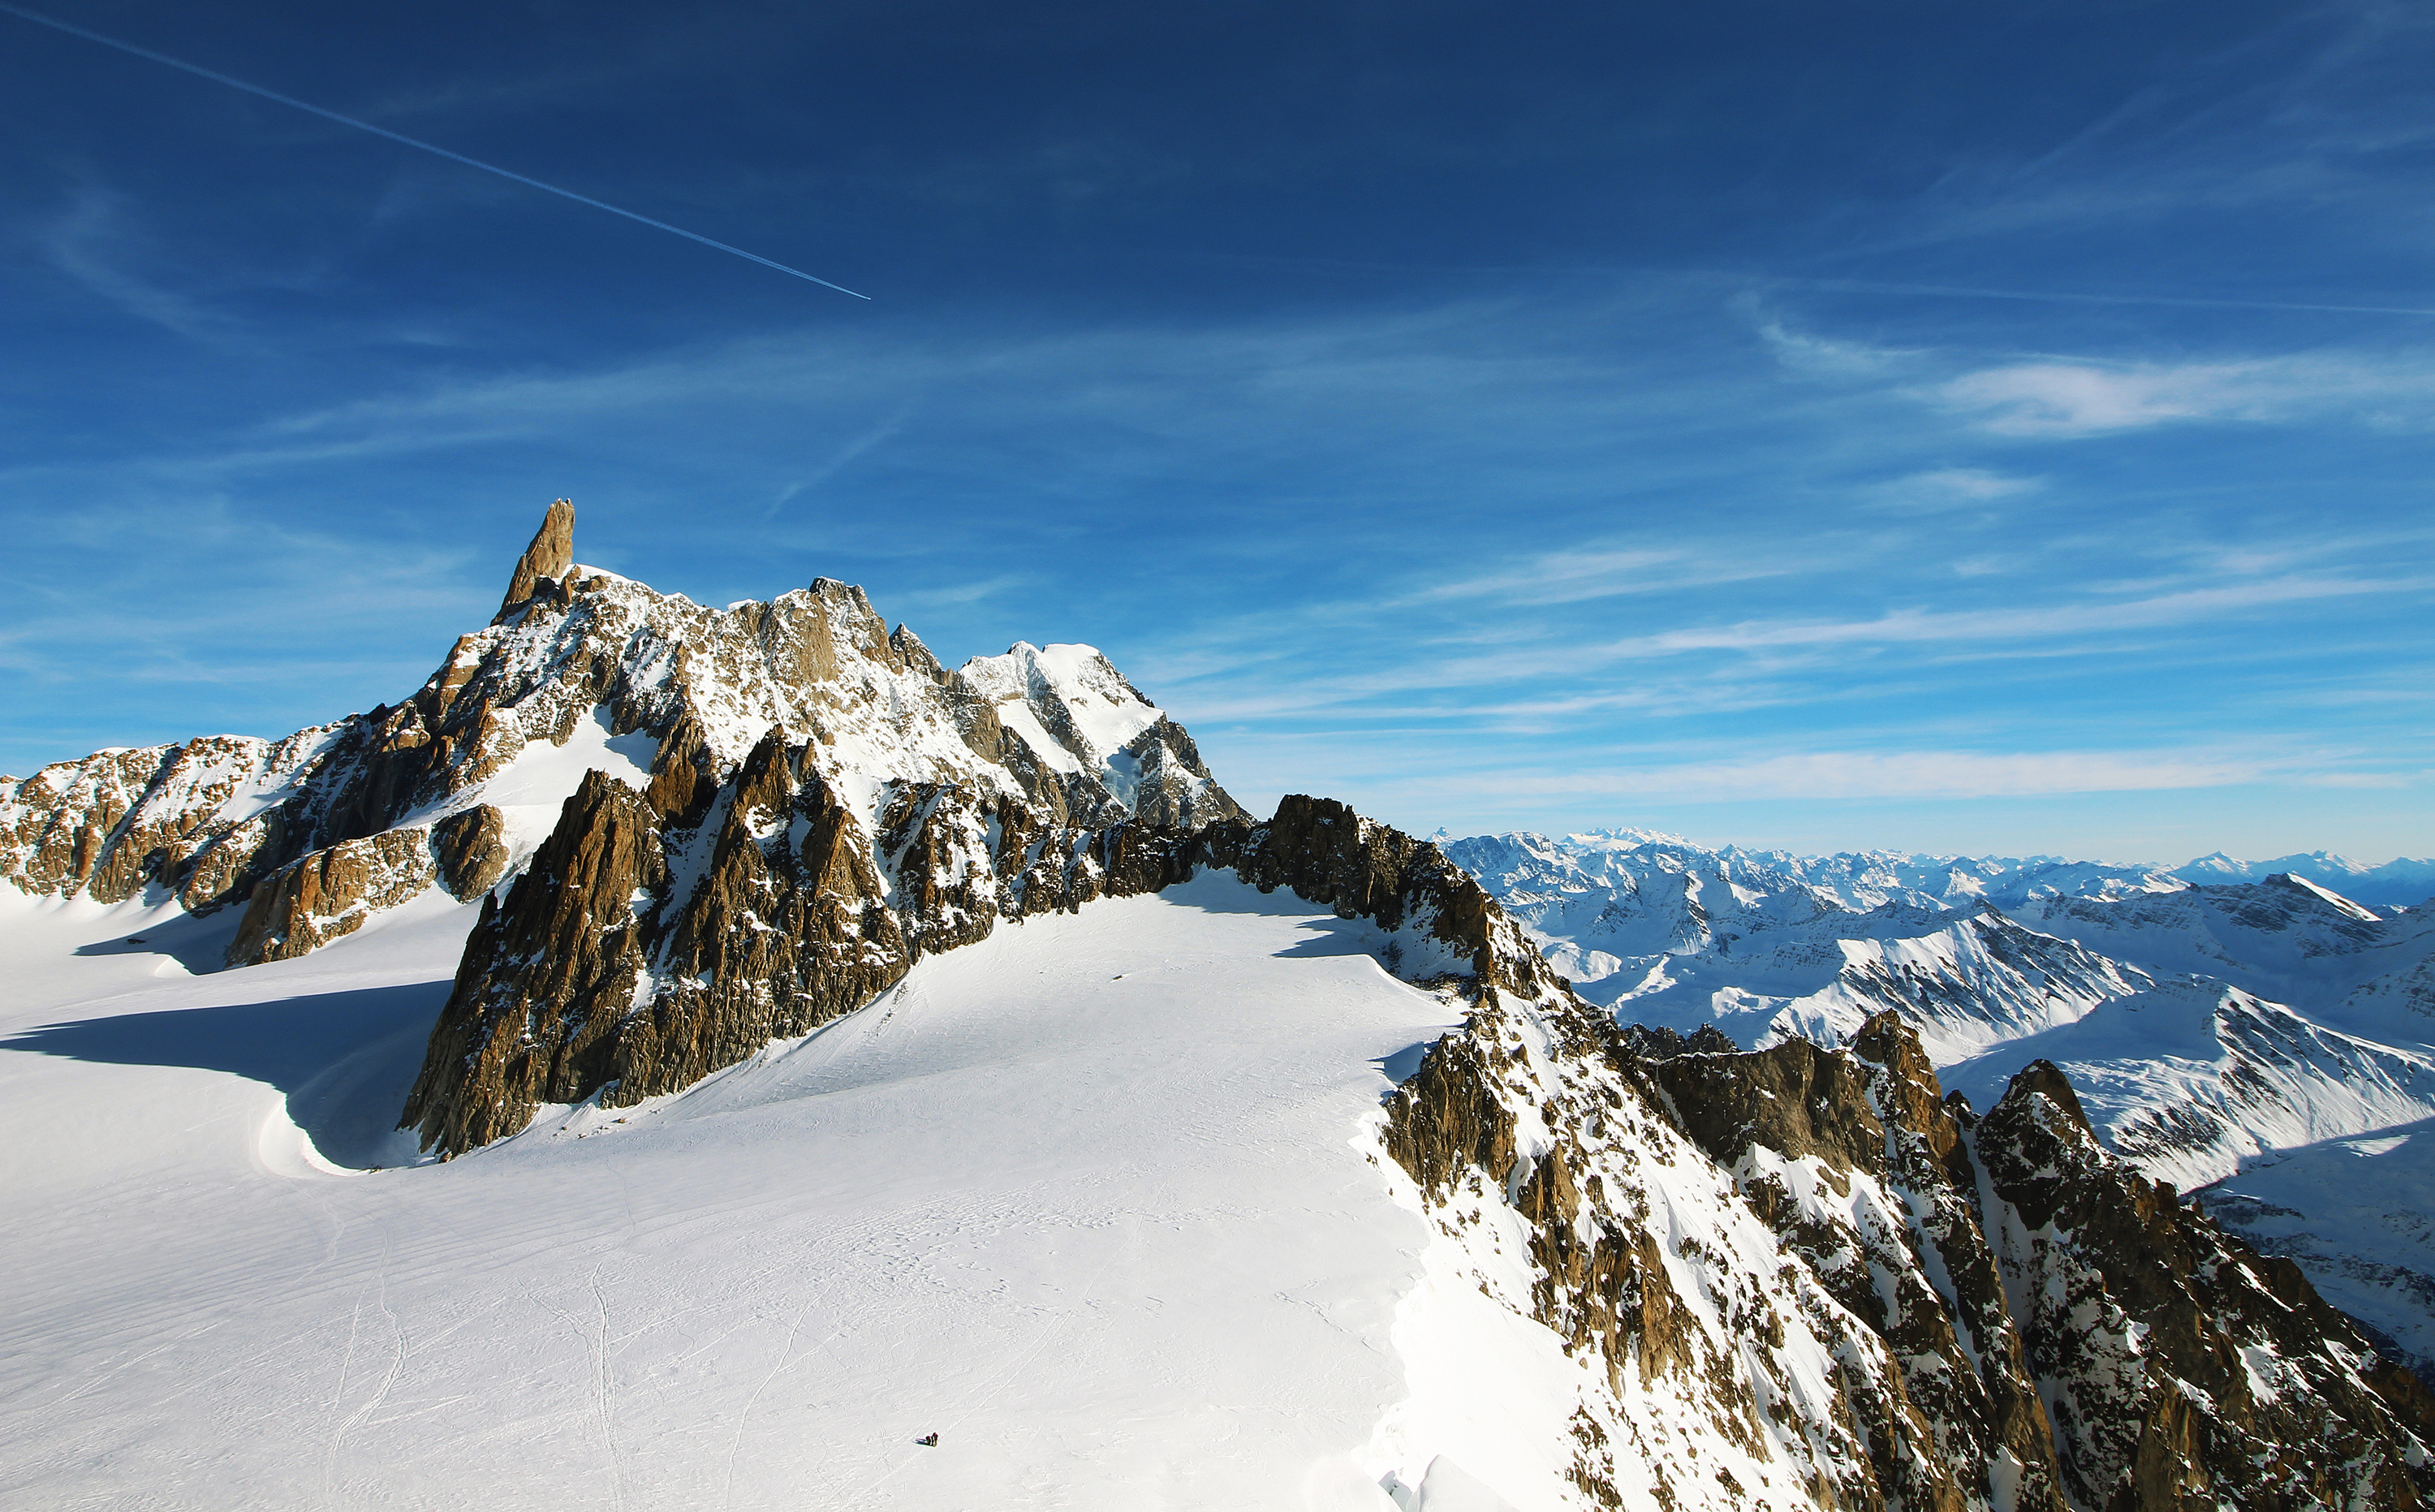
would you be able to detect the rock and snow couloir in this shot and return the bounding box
[3,508,2433,1508]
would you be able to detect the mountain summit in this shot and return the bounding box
[3,502,1253,1150]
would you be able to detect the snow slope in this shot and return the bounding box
[1940,977,2435,1192]
[0,872,1530,1510]
[2196,1122,2435,1377]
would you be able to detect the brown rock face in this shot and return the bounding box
[1381,1031,1519,1195]
[1379,950,1915,1506]
[226,826,438,966]
[400,773,669,1155]
[610,731,914,1107]
[1205,795,1552,993]
[1973,1057,2431,1510]
[497,498,575,621]
[431,805,511,899]
[1616,1014,2434,1510]
[1382,976,2432,1507]
[8,500,1249,976]
[0,736,306,913]
[1650,1017,2066,1511]
[401,793,1520,1159]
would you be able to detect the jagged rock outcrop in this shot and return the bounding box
[222,804,516,968]
[227,826,439,966]
[1648,1018,2066,1510]
[402,791,1513,1157]
[431,804,511,898]
[1381,955,2434,1506]
[5,502,1245,976]
[1381,937,1948,1506]
[497,498,575,620]
[401,773,670,1153]
[0,729,340,914]
[1976,1058,2433,1509]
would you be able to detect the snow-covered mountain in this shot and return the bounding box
[2195,1121,2435,1376]
[3,507,2429,1509]
[1446,829,2435,1181]
[2180,849,2435,907]
[1448,825,2435,1380]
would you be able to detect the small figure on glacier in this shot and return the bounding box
[916,1432,938,1447]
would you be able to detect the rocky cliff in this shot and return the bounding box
[1381,979,2433,1507]
[402,787,1531,1156]
[0,502,1249,1133]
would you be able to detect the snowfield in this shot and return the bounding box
[0,873,1586,1511]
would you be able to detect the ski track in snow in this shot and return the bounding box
[0,872,1498,1510]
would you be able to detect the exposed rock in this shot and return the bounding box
[1974,1056,2431,1509]
[613,732,913,1106]
[1618,1022,1739,1060]
[1205,795,1545,991]
[0,746,171,899]
[1380,940,1913,1506]
[497,498,575,621]
[0,734,319,912]
[1381,950,2432,1507]
[174,811,282,914]
[6,501,1246,976]
[400,773,668,1155]
[641,709,718,823]
[1649,1014,2065,1510]
[226,826,438,966]
[431,805,511,899]
[401,791,1500,1159]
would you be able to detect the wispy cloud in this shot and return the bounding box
[1492,747,2273,800]
[1755,317,1914,377]
[1411,545,1794,607]
[1590,571,2424,659]
[877,575,1030,618]
[31,188,235,342]
[1865,467,2044,514]
[1942,357,2293,435]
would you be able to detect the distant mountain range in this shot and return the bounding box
[1446,825,2435,1373]
[2176,849,2435,906]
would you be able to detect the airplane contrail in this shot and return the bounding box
[0,2,869,299]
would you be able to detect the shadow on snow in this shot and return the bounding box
[1,980,446,1170]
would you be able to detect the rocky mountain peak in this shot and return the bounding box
[1986,1057,2097,1144]
[496,496,576,621]
[1,499,1247,1029]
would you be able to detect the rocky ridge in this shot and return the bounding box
[1,505,1243,971]
[0,503,1249,1142]
[403,787,1522,1154]
[1379,968,2435,1507]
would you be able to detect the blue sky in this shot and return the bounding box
[2,1,2430,864]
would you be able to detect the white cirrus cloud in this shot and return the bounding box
[1934,353,2435,436]
[1756,320,1914,377]
[1486,747,2273,801]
